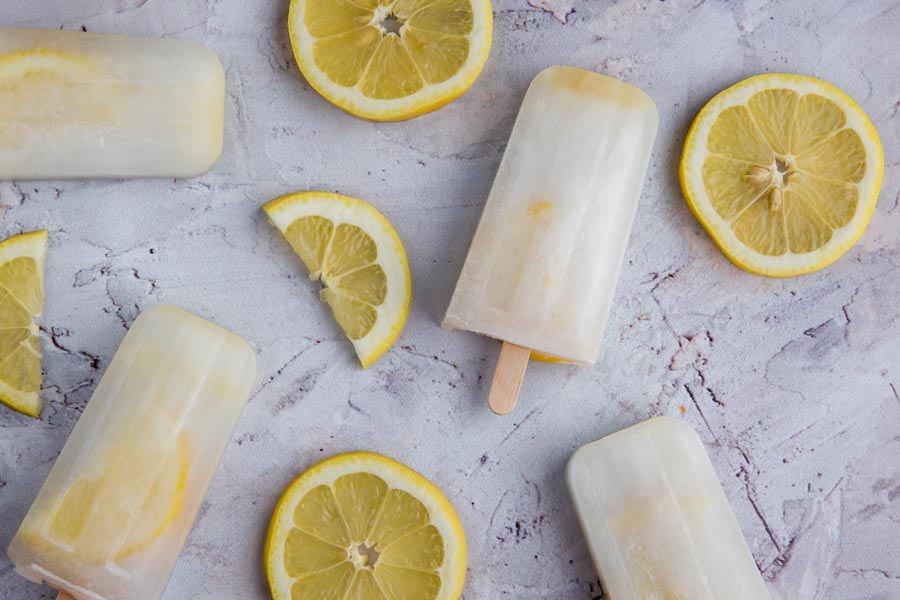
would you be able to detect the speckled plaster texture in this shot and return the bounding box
[1,1,899,598]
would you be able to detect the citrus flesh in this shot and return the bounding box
[0,51,117,148]
[43,426,190,563]
[264,192,411,368]
[0,230,47,417]
[265,452,467,600]
[680,74,883,277]
[288,0,492,120]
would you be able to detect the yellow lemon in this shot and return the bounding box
[0,230,47,418]
[288,0,493,121]
[0,50,118,149]
[680,74,884,277]
[264,192,411,368]
[19,411,191,564]
[265,452,467,600]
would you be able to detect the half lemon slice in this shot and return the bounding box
[288,0,493,121]
[0,50,117,149]
[44,425,190,563]
[0,230,47,418]
[265,452,467,600]
[264,192,411,367]
[680,74,884,277]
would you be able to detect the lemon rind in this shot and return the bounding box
[287,0,493,121]
[263,192,411,368]
[264,451,467,600]
[680,73,884,277]
[0,230,47,418]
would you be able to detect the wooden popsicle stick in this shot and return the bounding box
[57,591,76,600]
[488,341,531,415]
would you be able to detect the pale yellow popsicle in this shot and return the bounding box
[7,305,257,600]
[443,66,659,365]
[0,27,224,180]
[567,417,771,600]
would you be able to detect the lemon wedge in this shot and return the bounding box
[288,0,493,121]
[0,50,117,148]
[44,428,189,563]
[680,74,884,277]
[265,452,467,600]
[0,230,47,418]
[264,192,411,367]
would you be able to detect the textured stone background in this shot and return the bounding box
[2,1,899,598]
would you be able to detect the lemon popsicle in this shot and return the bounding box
[8,305,257,600]
[443,66,658,413]
[0,27,224,180]
[567,418,770,600]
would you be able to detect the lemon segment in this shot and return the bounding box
[264,192,411,368]
[265,452,467,600]
[0,230,47,418]
[680,74,884,277]
[37,415,189,563]
[288,0,492,120]
[0,51,118,149]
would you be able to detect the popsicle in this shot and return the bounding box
[567,417,770,600]
[442,66,658,414]
[7,305,257,600]
[0,27,224,180]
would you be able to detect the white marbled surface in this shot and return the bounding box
[1,1,899,598]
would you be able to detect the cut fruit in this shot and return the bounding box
[680,74,884,277]
[287,0,493,121]
[0,50,118,148]
[41,417,190,563]
[0,230,47,418]
[264,192,411,367]
[265,452,467,600]
[529,351,575,365]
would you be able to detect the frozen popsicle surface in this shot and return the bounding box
[567,417,770,600]
[0,27,224,180]
[443,66,658,364]
[8,305,256,600]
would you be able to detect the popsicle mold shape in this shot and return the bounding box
[7,305,257,600]
[0,27,225,180]
[443,65,658,412]
[567,417,771,600]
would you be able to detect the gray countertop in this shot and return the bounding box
[2,1,899,598]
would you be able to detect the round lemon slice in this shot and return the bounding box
[680,74,884,277]
[288,0,493,121]
[264,192,411,367]
[0,230,47,418]
[265,452,467,600]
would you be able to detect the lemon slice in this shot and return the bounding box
[0,49,105,82]
[0,50,117,148]
[265,452,467,600]
[529,351,574,365]
[264,192,411,368]
[0,230,47,418]
[680,74,884,277]
[288,0,493,121]
[39,418,190,563]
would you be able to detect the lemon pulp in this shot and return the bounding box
[681,74,883,277]
[264,193,411,367]
[289,0,492,120]
[0,230,47,418]
[45,431,189,563]
[0,51,117,148]
[265,452,466,600]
